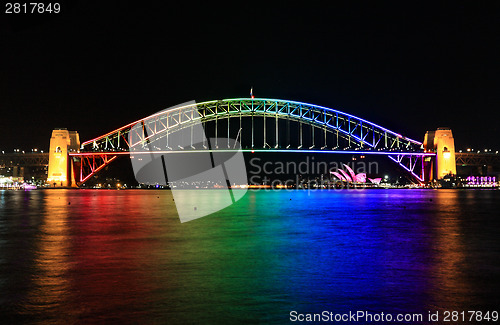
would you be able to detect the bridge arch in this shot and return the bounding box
[83,98,422,152]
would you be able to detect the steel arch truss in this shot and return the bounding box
[388,154,426,182]
[82,98,423,151]
[76,154,118,184]
[75,98,429,183]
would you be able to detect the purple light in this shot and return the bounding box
[387,155,424,182]
[466,175,498,186]
[22,184,37,190]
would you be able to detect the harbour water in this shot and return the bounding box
[0,189,499,324]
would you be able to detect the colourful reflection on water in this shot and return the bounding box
[27,191,72,321]
[0,189,499,324]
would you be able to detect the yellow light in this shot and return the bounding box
[443,151,451,159]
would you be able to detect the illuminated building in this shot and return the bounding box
[423,128,457,180]
[330,165,369,184]
[463,176,497,187]
[47,129,80,187]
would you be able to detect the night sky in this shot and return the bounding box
[1,1,499,152]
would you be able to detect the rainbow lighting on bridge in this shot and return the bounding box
[40,98,468,186]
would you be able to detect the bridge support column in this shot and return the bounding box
[423,128,456,180]
[47,129,80,187]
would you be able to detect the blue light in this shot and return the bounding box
[225,98,423,145]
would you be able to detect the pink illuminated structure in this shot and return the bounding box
[331,171,347,182]
[465,176,497,187]
[330,166,377,184]
[368,178,382,185]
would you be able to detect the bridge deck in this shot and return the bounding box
[70,149,435,156]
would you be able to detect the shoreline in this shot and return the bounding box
[20,186,500,191]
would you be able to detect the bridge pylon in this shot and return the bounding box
[46,128,80,187]
[423,127,456,181]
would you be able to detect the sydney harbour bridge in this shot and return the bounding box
[24,98,497,187]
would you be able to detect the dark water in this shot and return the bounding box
[0,189,499,324]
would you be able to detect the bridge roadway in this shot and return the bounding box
[2,152,499,170]
[0,153,49,167]
[3,152,499,169]
[455,152,500,167]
